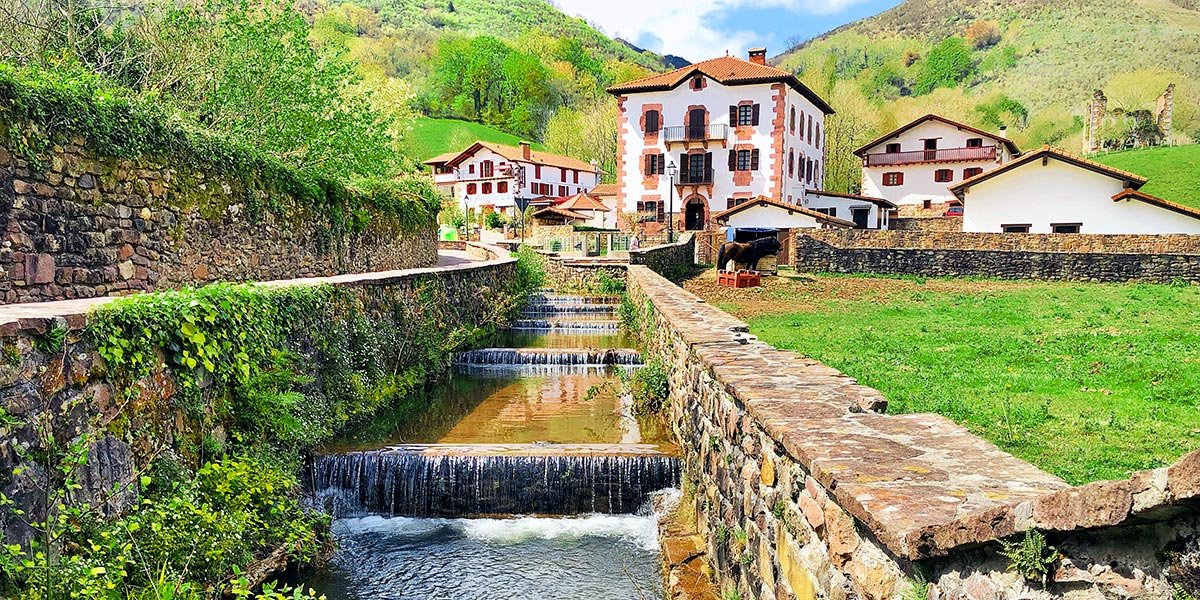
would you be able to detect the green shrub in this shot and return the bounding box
[999,529,1059,583]
[513,246,547,295]
[913,37,975,95]
[629,359,669,415]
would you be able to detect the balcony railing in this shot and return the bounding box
[676,168,714,185]
[662,125,729,144]
[864,145,997,167]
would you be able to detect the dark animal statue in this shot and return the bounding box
[716,236,782,272]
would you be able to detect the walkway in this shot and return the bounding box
[0,250,493,334]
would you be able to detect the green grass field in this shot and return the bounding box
[402,117,545,162]
[686,273,1200,485]
[1093,144,1200,209]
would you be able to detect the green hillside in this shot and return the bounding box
[773,0,1200,193]
[1093,144,1200,209]
[404,117,545,160]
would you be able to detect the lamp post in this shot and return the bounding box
[666,160,677,244]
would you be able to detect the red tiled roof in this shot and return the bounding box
[589,183,618,197]
[421,151,461,165]
[532,206,590,220]
[950,146,1148,200]
[854,114,1021,157]
[712,196,855,228]
[606,56,834,115]
[443,142,598,173]
[559,193,610,212]
[806,189,897,209]
[1112,188,1200,221]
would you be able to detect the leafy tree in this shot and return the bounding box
[913,37,975,95]
[965,20,1001,50]
[975,94,1029,130]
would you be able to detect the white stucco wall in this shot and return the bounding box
[451,147,599,214]
[720,204,826,230]
[803,191,889,229]
[617,77,826,223]
[961,159,1200,234]
[860,119,1015,206]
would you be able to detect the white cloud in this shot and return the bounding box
[552,0,870,61]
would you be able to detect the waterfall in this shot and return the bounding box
[510,318,622,331]
[528,294,622,306]
[308,446,680,518]
[454,348,642,366]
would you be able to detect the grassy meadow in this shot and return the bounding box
[684,271,1200,485]
[402,116,545,161]
[1093,144,1200,209]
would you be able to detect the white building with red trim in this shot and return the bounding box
[856,114,1021,206]
[606,48,834,231]
[423,141,600,216]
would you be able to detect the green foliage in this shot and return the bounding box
[1,343,18,367]
[999,530,1059,582]
[513,246,547,295]
[402,116,544,160]
[629,359,669,416]
[485,211,507,229]
[592,271,627,295]
[913,37,975,95]
[32,323,66,355]
[1094,145,1200,209]
[975,95,1029,130]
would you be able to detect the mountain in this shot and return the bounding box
[775,0,1200,150]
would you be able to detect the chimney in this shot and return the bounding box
[999,125,1008,137]
[519,141,531,160]
[748,47,767,65]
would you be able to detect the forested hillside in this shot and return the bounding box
[776,0,1200,193]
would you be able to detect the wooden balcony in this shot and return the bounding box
[676,168,714,185]
[663,125,729,146]
[864,145,997,167]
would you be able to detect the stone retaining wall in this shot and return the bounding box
[627,265,1200,600]
[795,230,1200,283]
[630,233,695,278]
[0,244,516,544]
[0,138,436,305]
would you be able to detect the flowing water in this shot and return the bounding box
[304,291,676,599]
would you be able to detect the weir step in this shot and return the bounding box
[308,444,679,517]
[510,318,621,331]
[528,294,622,306]
[520,304,619,315]
[455,348,642,366]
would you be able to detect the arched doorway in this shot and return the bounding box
[684,196,707,231]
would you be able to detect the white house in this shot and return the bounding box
[803,190,896,229]
[423,141,600,216]
[950,146,1200,234]
[856,114,1021,206]
[606,48,834,231]
[712,196,854,230]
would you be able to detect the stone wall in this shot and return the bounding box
[630,233,695,278]
[0,137,436,305]
[540,255,628,292]
[627,265,1200,600]
[795,230,1200,283]
[0,244,516,544]
[889,217,960,232]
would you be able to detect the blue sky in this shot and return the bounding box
[553,0,903,62]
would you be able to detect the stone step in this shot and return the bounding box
[510,318,622,331]
[455,348,642,366]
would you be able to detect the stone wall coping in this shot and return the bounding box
[629,265,1200,559]
[803,229,1200,255]
[0,243,512,338]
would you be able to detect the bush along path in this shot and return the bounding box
[0,249,542,598]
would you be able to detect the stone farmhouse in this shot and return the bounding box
[951,146,1200,234]
[855,114,1021,207]
[606,48,834,231]
[423,141,600,217]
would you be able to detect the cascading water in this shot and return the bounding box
[303,290,676,599]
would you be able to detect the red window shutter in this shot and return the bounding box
[729,106,738,126]
[573,170,579,183]
[644,154,652,175]
[815,124,821,149]
[680,153,688,178]
[658,154,664,174]
[728,150,736,171]
[751,104,760,126]
[704,152,712,175]
[750,149,760,170]
[898,173,905,185]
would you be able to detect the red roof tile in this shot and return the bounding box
[443,142,598,173]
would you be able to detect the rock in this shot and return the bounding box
[824,502,859,566]
[1031,479,1133,530]
[25,253,55,284]
[1167,449,1200,501]
[117,260,135,280]
[761,456,776,486]
[777,531,816,600]
[77,173,96,189]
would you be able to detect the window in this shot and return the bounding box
[468,164,476,174]
[788,150,795,178]
[789,107,796,133]
[642,201,660,216]
[644,153,665,176]
[534,165,542,178]
[735,149,752,171]
[934,169,954,183]
[963,167,984,179]
[482,182,492,194]
[812,207,835,217]
[498,182,509,193]
[1052,223,1081,234]
[481,160,494,178]
[690,75,704,90]
[1002,224,1031,233]
[885,143,901,154]
[645,110,660,134]
[883,172,904,186]
[966,138,984,148]
[726,197,749,210]
[573,170,579,184]
[807,115,813,144]
[737,105,755,126]
[815,124,821,149]
[558,185,568,197]
[466,183,477,194]
[806,158,813,184]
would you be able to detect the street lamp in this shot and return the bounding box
[666,160,677,244]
